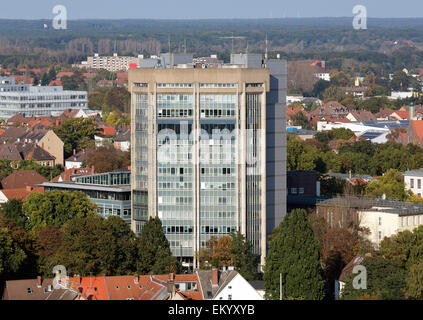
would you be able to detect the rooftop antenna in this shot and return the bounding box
[114,40,117,55]
[265,33,269,60]
[168,34,171,53]
[218,34,246,54]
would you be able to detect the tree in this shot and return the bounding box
[0,199,25,229]
[85,146,130,173]
[365,169,409,201]
[136,217,180,275]
[0,227,26,278]
[341,256,406,300]
[230,232,258,281]
[53,118,98,158]
[22,190,97,232]
[406,261,423,299]
[212,236,232,267]
[264,209,325,300]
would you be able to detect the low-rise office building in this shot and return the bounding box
[41,169,131,224]
[0,77,88,119]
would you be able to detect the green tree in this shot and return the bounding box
[22,190,97,232]
[0,199,25,229]
[230,232,258,281]
[53,118,98,158]
[406,261,423,299]
[365,169,409,201]
[264,209,325,300]
[341,256,406,300]
[136,217,180,275]
[0,227,26,278]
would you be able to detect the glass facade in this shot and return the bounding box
[157,94,194,257]
[133,94,149,232]
[199,94,237,248]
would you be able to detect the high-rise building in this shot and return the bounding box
[0,77,88,119]
[129,54,286,269]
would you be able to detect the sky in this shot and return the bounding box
[1,0,423,19]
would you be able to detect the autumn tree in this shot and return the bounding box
[84,146,130,173]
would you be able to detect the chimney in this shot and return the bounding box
[73,149,76,156]
[168,274,176,298]
[134,274,139,284]
[37,276,42,288]
[74,274,81,285]
[56,119,60,127]
[26,186,33,192]
[91,165,95,174]
[211,268,218,286]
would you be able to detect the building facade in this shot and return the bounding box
[129,54,286,268]
[42,170,131,225]
[0,77,88,119]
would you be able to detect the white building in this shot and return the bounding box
[0,77,87,119]
[359,206,423,248]
[404,169,423,196]
[213,272,263,300]
[76,53,140,72]
[315,72,330,81]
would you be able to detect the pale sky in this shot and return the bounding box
[2,0,423,19]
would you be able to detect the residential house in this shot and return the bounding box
[2,276,81,300]
[113,129,130,152]
[375,108,396,121]
[312,101,349,119]
[65,149,91,169]
[1,170,47,189]
[196,268,263,300]
[342,86,370,98]
[17,143,56,167]
[334,254,372,300]
[346,110,376,122]
[0,186,44,204]
[4,273,204,300]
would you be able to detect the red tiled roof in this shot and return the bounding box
[51,167,94,182]
[1,186,44,201]
[411,120,423,144]
[1,170,48,189]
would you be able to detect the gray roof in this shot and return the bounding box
[403,169,423,177]
[317,196,423,216]
[3,278,79,300]
[41,181,130,193]
[196,269,238,300]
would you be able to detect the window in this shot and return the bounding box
[411,179,415,188]
[27,288,32,294]
[378,217,382,226]
[228,294,232,300]
[418,179,421,189]
[378,231,382,240]
[291,188,297,194]
[299,188,304,194]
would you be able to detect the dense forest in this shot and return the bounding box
[1,18,423,68]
